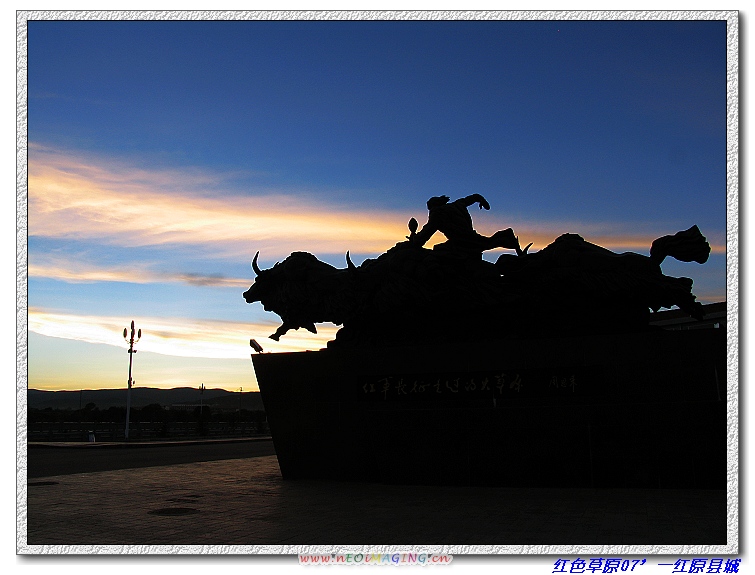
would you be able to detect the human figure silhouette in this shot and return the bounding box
[409,194,528,256]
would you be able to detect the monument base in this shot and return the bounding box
[252,328,726,488]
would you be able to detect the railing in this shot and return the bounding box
[27,420,269,442]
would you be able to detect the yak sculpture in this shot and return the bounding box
[243,196,711,347]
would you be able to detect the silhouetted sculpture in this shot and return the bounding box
[494,226,710,327]
[247,200,723,493]
[243,199,711,345]
[409,194,531,256]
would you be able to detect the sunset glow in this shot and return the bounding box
[29,145,408,258]
[29,144,726,261]
[25,18,728,393]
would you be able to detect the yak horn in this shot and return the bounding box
[252,251,262,275]
[346,251,357,272]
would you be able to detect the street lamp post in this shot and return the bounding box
[123,320,142,441]
[199,382,205,418]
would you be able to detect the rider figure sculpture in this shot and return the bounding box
[408,194,529,256]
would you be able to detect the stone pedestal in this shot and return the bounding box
[252,328,727,488]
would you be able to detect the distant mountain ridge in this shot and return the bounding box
[28,387,264,411]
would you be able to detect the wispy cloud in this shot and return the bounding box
[29,144,406,258]
[29,144,724,260]
[28,251,724,304]
[28,307,338,359]
[28,257,250,288]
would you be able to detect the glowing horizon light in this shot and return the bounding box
[28,308,339,359]
[27,331,264,392]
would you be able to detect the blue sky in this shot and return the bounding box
[25,17,730,391]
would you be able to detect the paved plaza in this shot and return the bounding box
[22,452,729,550]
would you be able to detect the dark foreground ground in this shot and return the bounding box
[21,439,731,549]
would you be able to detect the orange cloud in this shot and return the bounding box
[28,144,407,258]
[27,144,726,260]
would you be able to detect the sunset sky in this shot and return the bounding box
[25,16,730,392]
